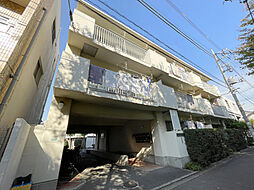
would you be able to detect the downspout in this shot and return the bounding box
[0,8,47,120]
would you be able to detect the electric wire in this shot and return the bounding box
[164,0,222,51]
[136,0,214,57]
[244,0,254,24]
[79,0,254,107]
[80,0,227,88]
[238,91,254,105]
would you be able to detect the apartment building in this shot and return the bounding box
[0,0,60,153]
[49,0,241,172]
[0,0,60,189]
[0,1,242,189]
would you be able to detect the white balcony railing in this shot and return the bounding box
[88,65,153,101]
[93,24,146,61]
[175,92,213,115]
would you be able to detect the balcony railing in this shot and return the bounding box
[87,64,153,101]
[93,24,146,61]
[175,92,213,115]
[212,105,230,118]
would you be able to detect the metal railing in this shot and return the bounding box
[93,24,146,61]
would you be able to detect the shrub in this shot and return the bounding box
[224,129,247,152]
[225,120,248,130]
[184,128,247,168]
[185,162,202,171]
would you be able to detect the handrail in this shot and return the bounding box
[93,24,146,61]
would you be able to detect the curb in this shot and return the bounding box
[156,147,254,190]
[151,171,198,190]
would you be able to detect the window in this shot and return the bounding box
[51,19,56,45]
[33,59,43,85]
[165,120,173,131]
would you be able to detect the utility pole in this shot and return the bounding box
[211,49,254,138]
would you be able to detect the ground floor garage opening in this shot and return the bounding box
[57,101,158,186]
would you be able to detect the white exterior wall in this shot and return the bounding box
[218,96,241,119]
[16,97,72,190]
[55,51,178,110]
[72,9,95,38]
[152,112,189,168]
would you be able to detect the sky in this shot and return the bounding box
[42,0,254,121]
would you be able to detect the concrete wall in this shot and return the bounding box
[218,96,241,119]
[55,51,178,110]
[145,49,168,74]
[72,9,95,38]
[0,119,31,190]
[152,112,189,168]
[15,97,72,190]
[108,120,152,154]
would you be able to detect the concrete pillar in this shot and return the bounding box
[15,97,72,190]
[169,110,181,130]
[152,111,189,168]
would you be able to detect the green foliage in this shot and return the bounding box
[184,129,247,167]
[250,119,254,127]
[185,162,202,171]
[224,129,248,151]
[224,120,248,129]
[236,1,254,75]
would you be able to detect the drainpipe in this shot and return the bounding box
[0,8,47,121]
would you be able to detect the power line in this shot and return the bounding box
[82,0,227,88]
[238,91,254,105]
[136,0,254,102]
[136,0,214,57]
[164,0,222,51]
[218,50,254,89]
[244,0,254,24]
[145,0,254,103]
[78,0,254,111]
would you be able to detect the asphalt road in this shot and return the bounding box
[170,148,254,190]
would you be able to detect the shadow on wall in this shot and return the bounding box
[54,51,90,93]
[17,98,71,187]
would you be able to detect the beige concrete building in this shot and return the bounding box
[0,1,243,190]
[0,0,60,153]
[0,0,60,189]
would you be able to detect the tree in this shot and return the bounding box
[236,0,254,75]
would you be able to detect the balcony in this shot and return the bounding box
[175,92,214,115]
[202,81,221,97]
[54,52,178,110]
[212,105,230,118]
[93,24,146,62]
[68,9,220,97]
